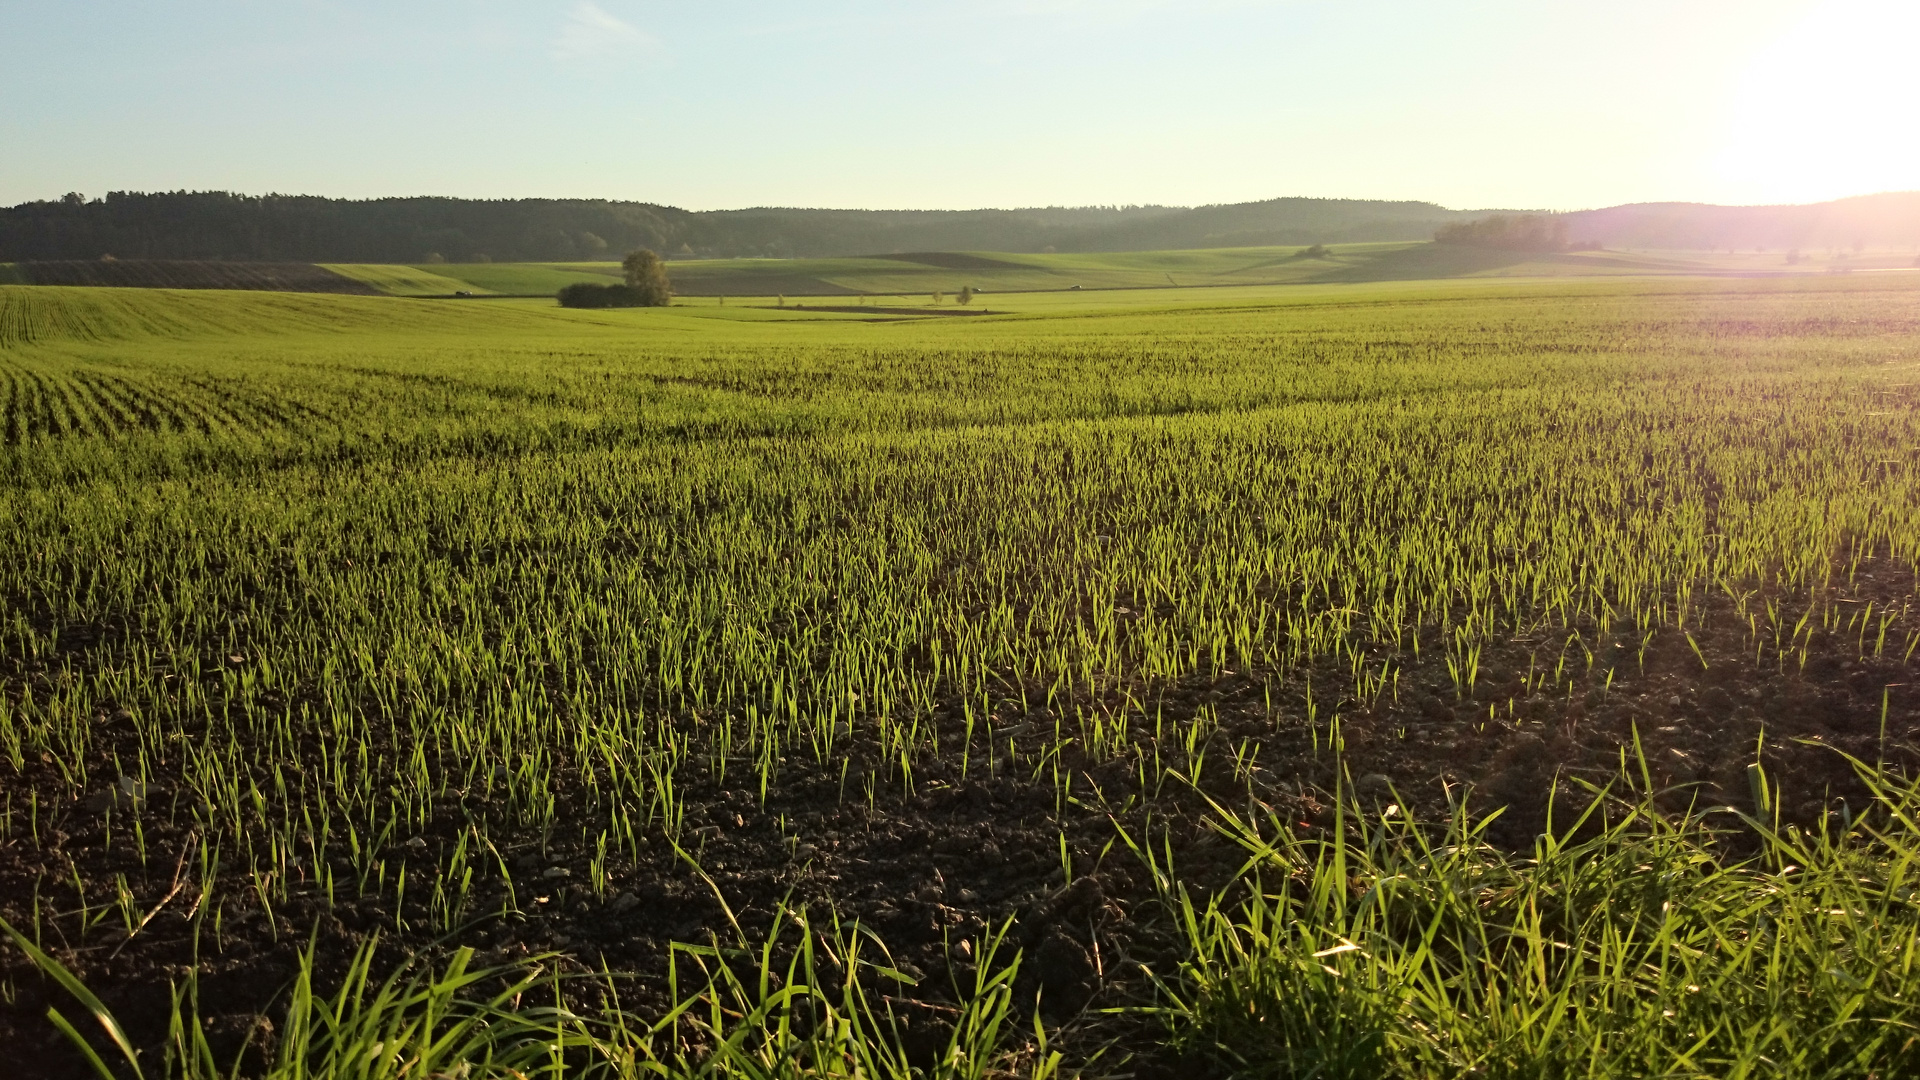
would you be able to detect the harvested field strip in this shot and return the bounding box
[15,259,383,294]
[671,274,864,297]
[871,251,1031,269]
[781,303,1000,316]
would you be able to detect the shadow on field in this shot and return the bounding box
[1311,244,1539,281]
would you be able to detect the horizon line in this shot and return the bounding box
[9,188,1920,218]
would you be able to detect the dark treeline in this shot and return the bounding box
[5,190,1917,263]
[0,192,684,263]
[0,192,1480,262]
[684,198,1479,257]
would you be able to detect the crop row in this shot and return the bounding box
[4,378,1918,914]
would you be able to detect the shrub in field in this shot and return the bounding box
[621,248,673,306]
[1147,754,1920,1079]
[557,282,650,308]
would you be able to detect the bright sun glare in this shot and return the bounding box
[1717,0,1920,203]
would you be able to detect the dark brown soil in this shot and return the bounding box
[870,253,1027,271]
[784,304,1000,317]
[15,261,382,294]
[4,562,1918,1077]
[667,275,862,298]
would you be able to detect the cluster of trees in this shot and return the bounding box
[1433,214,1570,252]
[0,192,683,264]
[557,250,672,308]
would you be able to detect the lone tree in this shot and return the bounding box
[957,285,975,305]
[621,249,673,306]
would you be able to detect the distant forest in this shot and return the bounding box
[2,190,1916,263]
[1564,192,1920,253]
[0,192,1478,262]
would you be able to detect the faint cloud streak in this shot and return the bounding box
[551,2,659,64]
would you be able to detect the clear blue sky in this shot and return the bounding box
[4,1,1914,211]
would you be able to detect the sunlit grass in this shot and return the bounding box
[1147,753,1920,1078]
[11,905,1054,1080]
[2,274,1920,1074]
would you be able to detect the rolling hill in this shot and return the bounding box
[7,190,1916,265]
[0,192,1481,263]
[1561,192,1920,252]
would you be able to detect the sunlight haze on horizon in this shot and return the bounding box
[4,0,1916,211]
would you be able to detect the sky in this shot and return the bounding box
[3,0,1916,212]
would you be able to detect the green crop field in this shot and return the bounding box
[512,246,1495,297]
[5,275,1920,1078]
[413,262,625,296]
[327,246,1920,302]
[322,264,504,297]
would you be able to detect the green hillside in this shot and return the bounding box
[406,262,620,295]
[367,243,1918,300]
[401,245,1420,298]
[323,263,501,296]
[0,284,592,349]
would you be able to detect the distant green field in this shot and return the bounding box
[323,263,500,296]
[641,246,1376,296]
[340,245,1426,299]
[657,244,1920,295]
[323,244,1920,301]
[414,261,621,295]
